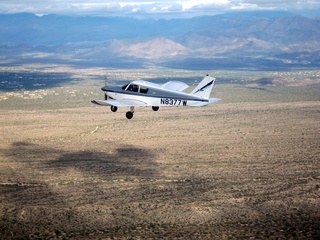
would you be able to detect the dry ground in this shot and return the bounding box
[0,74,320,239]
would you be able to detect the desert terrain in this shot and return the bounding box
[0,66,319,239]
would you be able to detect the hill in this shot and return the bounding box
[0,11,320,69]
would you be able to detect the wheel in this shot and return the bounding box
[126,111,133,119]
[152,106,159,111]
[111,106,118,112]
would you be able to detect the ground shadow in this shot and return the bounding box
[1,141,159,213]
[7,141,158,178]
[0,141,159,238]
[0,71,75,92]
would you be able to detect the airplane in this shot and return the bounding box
[91,74,220,119]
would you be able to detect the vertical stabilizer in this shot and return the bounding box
[191,75,216,99]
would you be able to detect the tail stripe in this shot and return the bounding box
[194,80,214,94]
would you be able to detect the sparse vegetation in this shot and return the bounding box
[0,65,319,239]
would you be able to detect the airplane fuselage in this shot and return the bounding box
[102,81,209,107]
[92,76,220,119]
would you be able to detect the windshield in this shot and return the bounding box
[122,83,129,90]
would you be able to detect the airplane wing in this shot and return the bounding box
[162,81,189,92]
[91,99,148,107]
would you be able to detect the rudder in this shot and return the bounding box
[191,75,216,99]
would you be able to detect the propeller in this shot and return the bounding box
[104,75,108,100]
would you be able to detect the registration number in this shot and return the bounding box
[161,98,187,106]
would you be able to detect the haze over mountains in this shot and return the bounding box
[0,11,319,69]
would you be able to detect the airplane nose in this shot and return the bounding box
[101,86,117,93]
[101,86,113,92]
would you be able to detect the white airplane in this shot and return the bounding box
[92,74,220,119]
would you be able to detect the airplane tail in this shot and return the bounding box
[191,75,216,99]
[187,75,220,106]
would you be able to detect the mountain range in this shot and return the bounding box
[0,11,319,69]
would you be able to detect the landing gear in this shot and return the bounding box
[111,106,118,112]
[152,106,159,111]
[126,111,133,119]
[126,106,134,119]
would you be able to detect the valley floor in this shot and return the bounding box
[0,67,320,239]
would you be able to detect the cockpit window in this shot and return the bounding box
[140,86,148,94]
[122,83,148,94]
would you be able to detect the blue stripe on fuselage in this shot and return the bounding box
[101,86,208,102]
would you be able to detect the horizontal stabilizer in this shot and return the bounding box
[162,81,189,92]
[208,98,221,103]
[188,98,221,107]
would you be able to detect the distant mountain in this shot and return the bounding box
[109,38,188,59]
[0,11,319,69]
